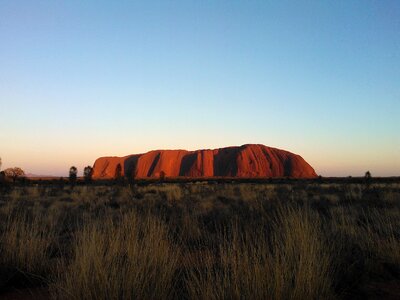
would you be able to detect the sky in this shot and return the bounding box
[0,0,399,176]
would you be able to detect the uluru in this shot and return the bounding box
[92,144,317,179]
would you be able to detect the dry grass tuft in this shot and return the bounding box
[51,212,180,300]
[0,207,58,289]
[186,205,334,300]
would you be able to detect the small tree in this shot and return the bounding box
[69,166,78,182]
[159,170,166,182]
[4,167,25,182]
[84,166,93,182]
[0,157,2,171]
[365,170,371,187]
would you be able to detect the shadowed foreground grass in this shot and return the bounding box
[51,212,180,300]
[186,206,335,300]
[0,182,399,299]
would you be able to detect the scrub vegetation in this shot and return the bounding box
[0,180,399,299]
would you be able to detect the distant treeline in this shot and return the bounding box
[2,176,399,187]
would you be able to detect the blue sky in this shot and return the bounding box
[0,1,399,176]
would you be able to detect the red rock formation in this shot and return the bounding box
[92,144,317,179]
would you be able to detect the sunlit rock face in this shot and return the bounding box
[92,144,317,179]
